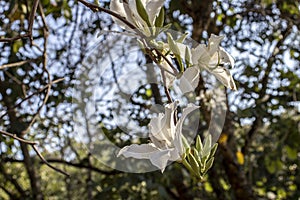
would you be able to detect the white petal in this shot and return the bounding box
[149,148,171,172]
[191,44,210,66]
[160,58,176,88]
[174,103,199,156]
[210,67,237,90]
[149,113,169,148]
[208,34,224,55]
[179,67,200,94]
[118,143,172,172]
[110,0,135,29]
[207,52,219,69]
[219,47,235,67]
[176,42,190,62]
[146,0,165,25]
[149,102,177,147]
[117,143,159,159]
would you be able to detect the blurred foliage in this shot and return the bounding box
[0,0,299,199]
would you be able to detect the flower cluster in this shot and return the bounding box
[118,101,198,172]
[110,0,237,178]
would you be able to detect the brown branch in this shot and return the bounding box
[153,48,178,75]
[0,0,39,43]
[163,83,173,103]
[0,59,38,70]
[21,18,50,135]
[2,157,119,175]
[242,23,293,155]
[77,0,144,37]
[0,129,69,176]
[0,78,64,119]
[0,130,37,145]
[0,34,31,43]
[38,2,48,32]
[3,70,23,85]
[28,0,40,43]
[31,145,70,176]
[45,159,120,175]
[0,184,20,200]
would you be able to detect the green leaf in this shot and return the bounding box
[202,134,212,157]
[203,157,215,174]
[167,33,184,72]
[154,7,164,28]
[136,0,151,26]
[182,156,198,177]
[176,32,188,43]
[185,46,192,67]
[182,135,190,149]
[193,148,203,167]
[187,153,200,176]
[209,143,218,158]
[195,135,203,153]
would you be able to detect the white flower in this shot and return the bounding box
[110,0,165,36]
[191,34,237,90]
[118,101,199,172]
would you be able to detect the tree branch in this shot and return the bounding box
[0,0,39,43]
[0,59,38,70]
[0,130,37,145]
[0,130,69,177]
[0,78,64,120]
[2,157,119,175]
[28,0,39,43]
[77,0,144,37]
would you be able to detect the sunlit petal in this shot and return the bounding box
[149,148,171,172]
[210,67,237,90]
[174,103,199,156]
[146,0,165,25]
[117,143,159,159]
[110,0,135,29]
[208,34,224,55]
[219,47,235,68]
[179,67,200,94]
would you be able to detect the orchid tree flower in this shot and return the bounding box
[118,101,199,172]
[191,34,237,90]
[110,0,165,36]
[157,33,199,90]
[165,33,236,90]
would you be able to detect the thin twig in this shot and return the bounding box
[2,157,119,175]
[22,22,50,135]
[0,0,39,43]
[0,34,31,43]
[0,78,64,119]
[3,70,23,85]
[0,130,37,145]
[32,145,70,176]
[28,0,40,43]
[77,0,144,37]
[38,2,48,32]
[0,59,38,70]
[146,48,177,77]
[0,130,69,176]
[162,74,173,103]
[153,48,178,75]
